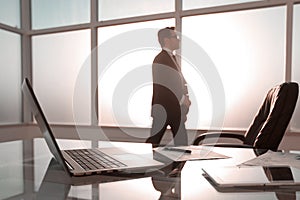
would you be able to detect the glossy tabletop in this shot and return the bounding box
[1,138,300,200]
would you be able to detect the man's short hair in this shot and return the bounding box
[158,27,175,47]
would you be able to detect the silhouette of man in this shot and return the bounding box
[146,27,191,147]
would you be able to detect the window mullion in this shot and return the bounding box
[21,0,32,123]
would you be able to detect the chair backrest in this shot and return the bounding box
[243,82,299,151]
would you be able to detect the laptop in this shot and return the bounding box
[22,78,163,176]
[202,166,300,188]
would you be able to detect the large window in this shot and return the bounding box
[0,0,299,134]
[182,6,285,129]
[32,30,91,125]
[0,29,21,124]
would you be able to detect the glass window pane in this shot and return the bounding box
[99,0,174,21]
[182,6,285,129]
[0,29,21,124]
[183,0,262,10]
[32,30,91,125]
[0,0,20,28]
[98,19,175,127]
[31,0,90,29]
[291,4,300,132]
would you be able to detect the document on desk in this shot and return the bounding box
[154,146,230,162]
[241,150,300,169]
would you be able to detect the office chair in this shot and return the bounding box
[193,82,299,151]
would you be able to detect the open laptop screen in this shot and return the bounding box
[22,78,71,175]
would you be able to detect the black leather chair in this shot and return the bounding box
[193,82,299,151]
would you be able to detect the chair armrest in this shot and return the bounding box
[193,132,245,145]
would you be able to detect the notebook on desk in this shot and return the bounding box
[22,78,163,176]
[202,166,300,188]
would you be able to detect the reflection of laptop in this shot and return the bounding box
[202,166,300,188]
[37,158,161,199]
[22,78,163,176]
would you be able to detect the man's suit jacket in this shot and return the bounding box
[151,50,187,115]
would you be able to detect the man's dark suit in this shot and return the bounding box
[146,50,188,147]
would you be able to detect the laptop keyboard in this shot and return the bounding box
[65,149,127,171]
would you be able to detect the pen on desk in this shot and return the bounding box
[164,147,192,154]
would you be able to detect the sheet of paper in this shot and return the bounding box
[241,150,300,169]
[154,146,230,162]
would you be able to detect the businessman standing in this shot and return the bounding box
[146,27,191,147]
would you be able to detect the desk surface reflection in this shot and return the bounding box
[1,138,300,200]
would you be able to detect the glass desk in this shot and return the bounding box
[1,138,300,200]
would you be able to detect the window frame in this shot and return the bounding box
[0,0,298,130]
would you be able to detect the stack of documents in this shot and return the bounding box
[154,146,230,162]
[241,150,300,169]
